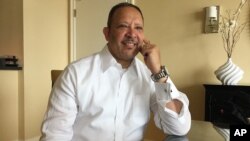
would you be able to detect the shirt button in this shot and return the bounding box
[164,89,168,93]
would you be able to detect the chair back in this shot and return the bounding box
[51,70,63,86]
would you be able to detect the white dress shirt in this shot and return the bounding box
[40,46,191,141]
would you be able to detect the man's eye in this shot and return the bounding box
[118,24,128,28]
[135,26,143,32]
[136,26,143,31]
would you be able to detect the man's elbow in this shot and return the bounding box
[175,124,191,136]
[165,121,191,136]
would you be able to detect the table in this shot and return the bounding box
[186,120,224,141]
[163,120,225,141]
[144,120,225,141]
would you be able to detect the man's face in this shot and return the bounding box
[103,7,144,64]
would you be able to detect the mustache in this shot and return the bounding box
[122,38,137,43]
[122,38,141,46]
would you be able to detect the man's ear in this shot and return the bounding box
[103,27,110,41]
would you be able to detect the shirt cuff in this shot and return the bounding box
[154,78,180,101]
[155,78,188,118]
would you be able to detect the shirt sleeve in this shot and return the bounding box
[151,77,191,136]
[40,67,78,141]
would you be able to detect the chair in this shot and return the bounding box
[51,70,63,86]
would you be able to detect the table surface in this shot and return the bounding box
[161,120,224,141]
[187,120,224,141]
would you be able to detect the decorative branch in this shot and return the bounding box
[219,0,249,58]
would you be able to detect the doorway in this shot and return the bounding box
[69,0,134,62]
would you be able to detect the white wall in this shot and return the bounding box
[22,0,69,139]
[0,71,19,141]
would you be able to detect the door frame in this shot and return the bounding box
[69,0,135,62]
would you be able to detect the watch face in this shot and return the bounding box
[163,66,170,76]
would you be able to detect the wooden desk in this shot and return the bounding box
[204,84,250,128]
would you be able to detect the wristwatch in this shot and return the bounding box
[151,66,170,82]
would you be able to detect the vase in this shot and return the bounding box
[214,58,244,85]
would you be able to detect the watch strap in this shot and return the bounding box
[151,66,169,82]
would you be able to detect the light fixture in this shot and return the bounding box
[205,6,220,33]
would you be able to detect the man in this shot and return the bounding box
[40,2,191,141]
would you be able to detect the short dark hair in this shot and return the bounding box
[107,2,144,28]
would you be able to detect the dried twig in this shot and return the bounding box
[219,0,249,58]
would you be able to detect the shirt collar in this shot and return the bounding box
[100,45,120,72]
[100,45,139,76]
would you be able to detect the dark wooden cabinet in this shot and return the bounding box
[204,84,250,128]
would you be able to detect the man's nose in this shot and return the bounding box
[126,27,137,38]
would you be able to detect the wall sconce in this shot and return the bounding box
[205,6,220,33]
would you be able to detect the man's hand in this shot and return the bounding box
[139,39,162,74]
